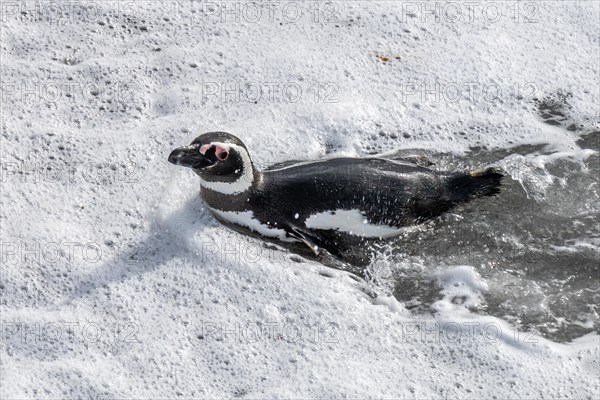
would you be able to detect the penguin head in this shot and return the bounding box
[168,132,256,195]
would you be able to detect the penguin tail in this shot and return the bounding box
[446,167,504,204]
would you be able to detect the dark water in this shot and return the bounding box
[374,131,599,343]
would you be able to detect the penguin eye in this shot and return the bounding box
[215,145,229,161]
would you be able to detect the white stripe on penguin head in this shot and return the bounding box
[199,142,255,195]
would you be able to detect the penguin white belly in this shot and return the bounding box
[209,208,298,242]
[304,209,403,238]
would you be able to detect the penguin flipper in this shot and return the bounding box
[289,228,320,257]
[288,226,343,259]
[288,226,359,274]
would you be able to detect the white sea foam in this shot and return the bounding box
[1,1,598,398]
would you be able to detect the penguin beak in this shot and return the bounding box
[168,145,214,169]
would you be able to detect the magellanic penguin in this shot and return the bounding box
[168,132,503,274]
